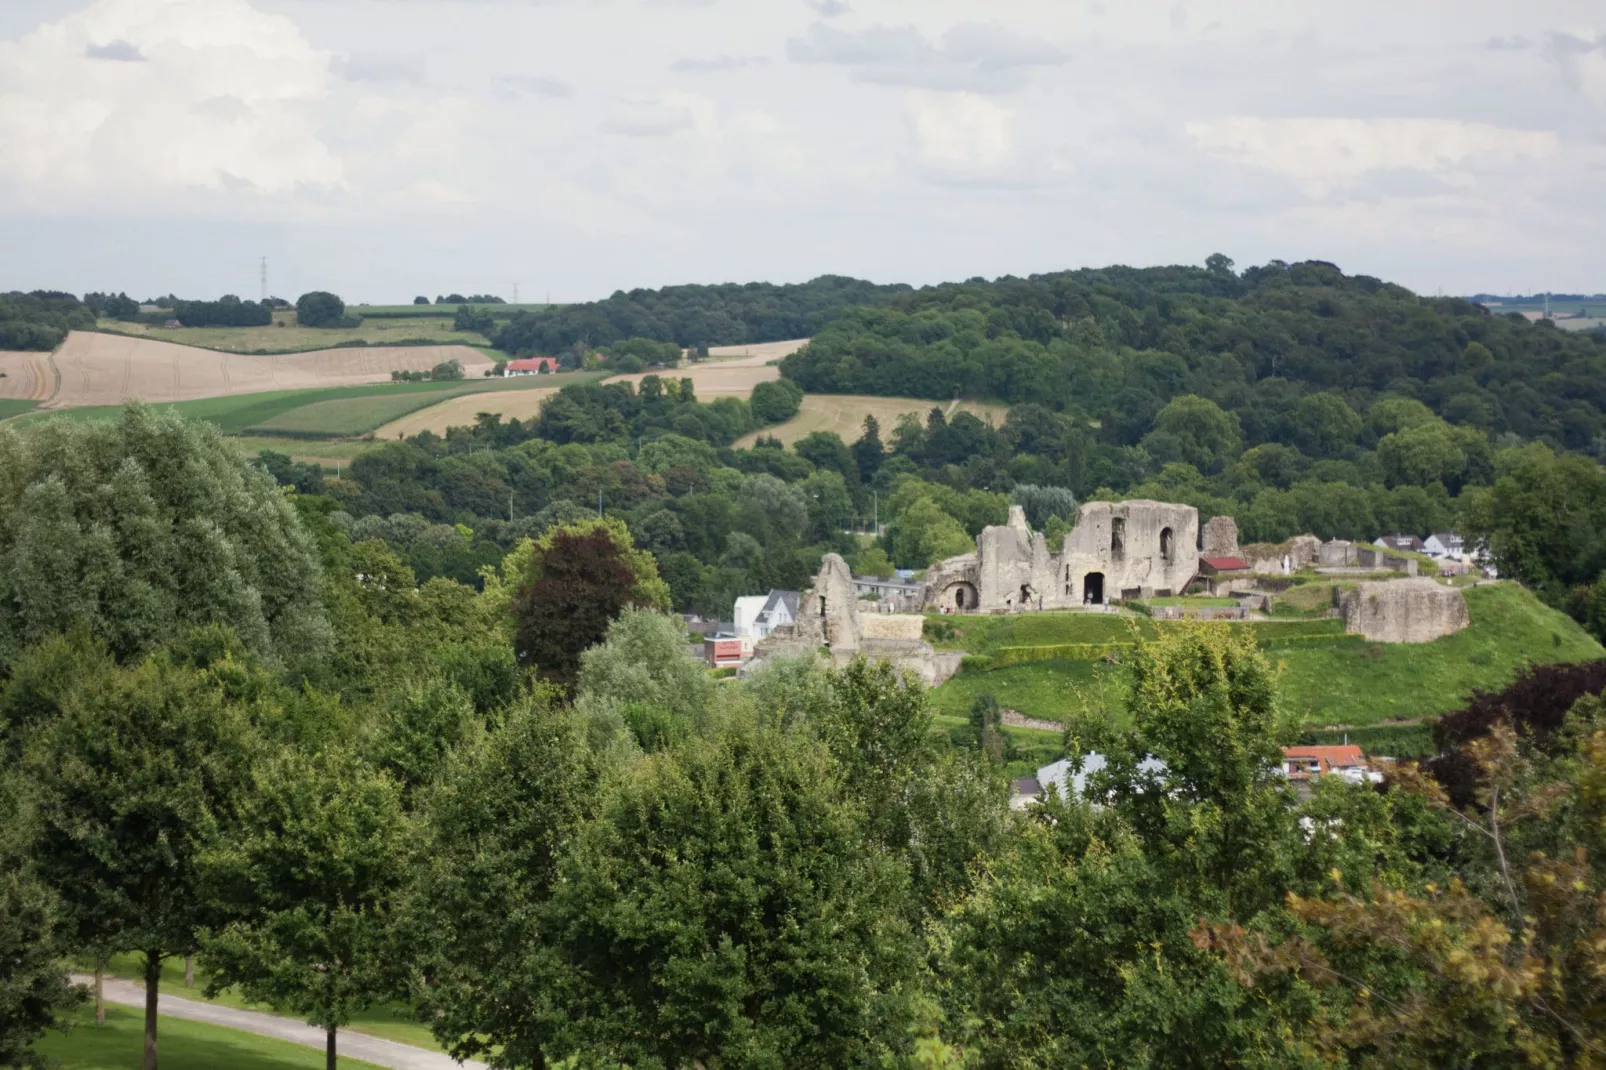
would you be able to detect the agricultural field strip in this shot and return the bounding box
[375,342,809,439]
[41,332,494,409]
[734,395,1008,448]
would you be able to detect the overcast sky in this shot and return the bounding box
[0,0,1601,303]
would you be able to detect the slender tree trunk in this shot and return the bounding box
[94,959,105,1026]
[142,951,160,1070]
[326,1025,336,1070]
[183,956,194,988]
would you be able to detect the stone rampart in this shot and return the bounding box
[1341,578,1469,643]
[860,614,926,641]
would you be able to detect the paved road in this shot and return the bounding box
[73,976,487,1070]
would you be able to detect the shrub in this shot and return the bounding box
[296,291,346,328]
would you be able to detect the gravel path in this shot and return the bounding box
[73,975,487,1070]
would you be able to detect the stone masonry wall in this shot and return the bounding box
[1341,578,1469,643]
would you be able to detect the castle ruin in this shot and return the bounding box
[1341,578,1469,643]
[923,500,1200,612]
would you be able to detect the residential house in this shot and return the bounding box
[852,574,924,608]
[732,590,799,654]
[1376,534,1426,554]
[1280,745,1382,790]
[1423,532,1464,559]
[503,357,560,376]
[1014,753,1168,807]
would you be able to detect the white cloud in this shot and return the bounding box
[1186,117,1560,197]
[1542,31,1606,106]
[789,20,1065,94]
[0,0,345,202]
[904,90,1015,175]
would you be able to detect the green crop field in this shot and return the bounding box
[12,372,602,439]
[353,303,553,319]
[249,394,462,437]
[929,585,1604,738]
[35,1005,386,1069]
[0,398,37,420]
[98,311,491,353]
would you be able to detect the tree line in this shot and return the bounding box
[7,405,1606,1069]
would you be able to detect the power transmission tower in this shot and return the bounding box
[260,257,268,303]
[513,282,520,304]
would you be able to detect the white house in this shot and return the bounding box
[1423,532,1464,559]
[1011,753,1169,808]
[732,590,800,654]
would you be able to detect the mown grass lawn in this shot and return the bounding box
[35,1005,385,1070]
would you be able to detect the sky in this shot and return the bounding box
[0,0,1601,303]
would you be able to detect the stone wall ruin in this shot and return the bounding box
[1341,578,1469,643]
[923,500,1200,612]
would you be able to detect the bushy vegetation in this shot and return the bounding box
[492,274,909,354]
[295,292,348,329]
[0,291,94,350]
[172,295,273,328]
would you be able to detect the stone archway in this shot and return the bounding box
[1083,572,1105,605]
[942,582,979,612]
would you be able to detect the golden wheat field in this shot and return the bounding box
[0,351,54,401]
[733,395,1010,448]
[372,386,569,439]
[43,332,495,409]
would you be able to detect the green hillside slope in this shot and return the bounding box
[931,584,1602,739]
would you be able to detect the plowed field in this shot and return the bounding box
[44,332,494,409]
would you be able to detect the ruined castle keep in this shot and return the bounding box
[923,500,1200,612]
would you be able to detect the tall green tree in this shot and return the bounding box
[545,719,921,1068]
[202,747,409,1070]
[408,696,597,1070]
[23,652,256,1070]
[0,406,330,672]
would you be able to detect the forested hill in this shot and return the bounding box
[781,258,1606,452]
[493,274,910,353]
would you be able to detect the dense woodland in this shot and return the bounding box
[8,407,1606,1069]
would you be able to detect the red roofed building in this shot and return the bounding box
[1281,745,1382,787]
[1195,555,1250,594]
[504,357,560,376]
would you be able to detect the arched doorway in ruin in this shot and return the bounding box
[1160,526,1174,563]
[1083,572,1105,605]
[942,582,979,612]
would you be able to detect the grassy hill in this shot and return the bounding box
[929,584,1603,766]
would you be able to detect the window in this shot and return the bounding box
[1160,527,1174,563]
[1111,518,1125,560]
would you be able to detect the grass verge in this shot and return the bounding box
[35,1005,385,1069]
[96,953,440,1051]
